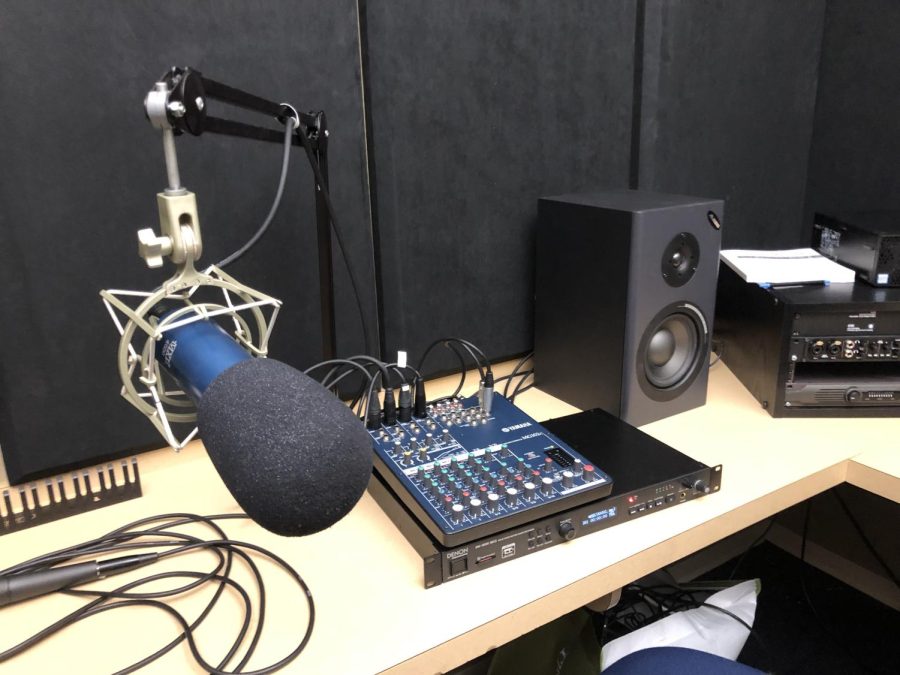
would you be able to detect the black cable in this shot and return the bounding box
[727,518,776,580]
[304,358,375,389]
[416,337,495,406]
[294,121,373,354]
[422,342,469,405]
[499,351,533,398]
[509,372,534,402]
[0,513,314,674]
[217,116,297,269]
[387,362,421,381]
[696,601,753,632]
[830,488,899,588]
[418,338,489,381]
[799,499,877,674]
[709,338,724,367]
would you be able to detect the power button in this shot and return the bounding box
[846,389,861,403]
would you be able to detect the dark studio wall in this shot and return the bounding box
[2,1,897,483]
[363,1,637,370]
[0,1,375,482]
[637,0,826,249]
[803,0,900,221]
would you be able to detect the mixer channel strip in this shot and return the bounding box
[370,394,612,546]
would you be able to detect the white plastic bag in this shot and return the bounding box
[601,579,760,671]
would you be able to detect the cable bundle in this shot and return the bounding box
[0,513,313,674]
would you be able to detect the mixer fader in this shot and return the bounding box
[370,394,612,546]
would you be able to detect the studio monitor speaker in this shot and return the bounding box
[534,190,723,426]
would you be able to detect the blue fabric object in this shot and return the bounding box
[604,647,763,674]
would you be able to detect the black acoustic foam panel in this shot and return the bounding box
[362,1,636,371]
[804,0,900,222]
[637,0,826,249]
[0,1,375,483]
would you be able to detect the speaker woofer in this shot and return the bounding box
[637,302,708,401]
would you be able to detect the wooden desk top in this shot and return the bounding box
[1,363,897,674]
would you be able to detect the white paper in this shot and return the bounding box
[720,248,856,285]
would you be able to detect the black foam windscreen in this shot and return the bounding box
[197,358,373,537]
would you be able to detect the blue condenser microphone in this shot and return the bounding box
[150,308,373,537]
[155,310,251,401]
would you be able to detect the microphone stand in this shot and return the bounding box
[150,67,337,361]
[101,67,342,451]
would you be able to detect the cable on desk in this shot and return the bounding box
[417,338,491,404]
[509,371,534,403]
[0,513,314,674]
[497,351,533,398]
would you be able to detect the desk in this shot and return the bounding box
[1,363,897,674]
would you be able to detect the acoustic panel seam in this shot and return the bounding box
[628,0,647,190]
[798,0,832,242]
[355,0,387,359]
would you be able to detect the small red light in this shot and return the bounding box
[628,495,636,504]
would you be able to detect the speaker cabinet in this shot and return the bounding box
[534,190,723,426]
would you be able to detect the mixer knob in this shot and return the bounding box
[516,458,526,471]
[683,478,710,494]
[443,429,451,443]
[442,495,454,513]
[409,438,418,450]
[418,446,429,461]
[402,450,414,466]
[543,457,555,473]
[426,432,434,447]
[451,503,465,523]
[469,498,483,517]
[562,471,574,488]
[541,477,555,496]
[573,459,584,475]
[505,488,518,506]
[583,465,596,482]
[523,481,536,500]
[514,474,525,488]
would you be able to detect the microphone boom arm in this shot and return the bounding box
[143,67,337,360]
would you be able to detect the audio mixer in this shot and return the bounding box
[370,407,722,588]
[369,394,613,547]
